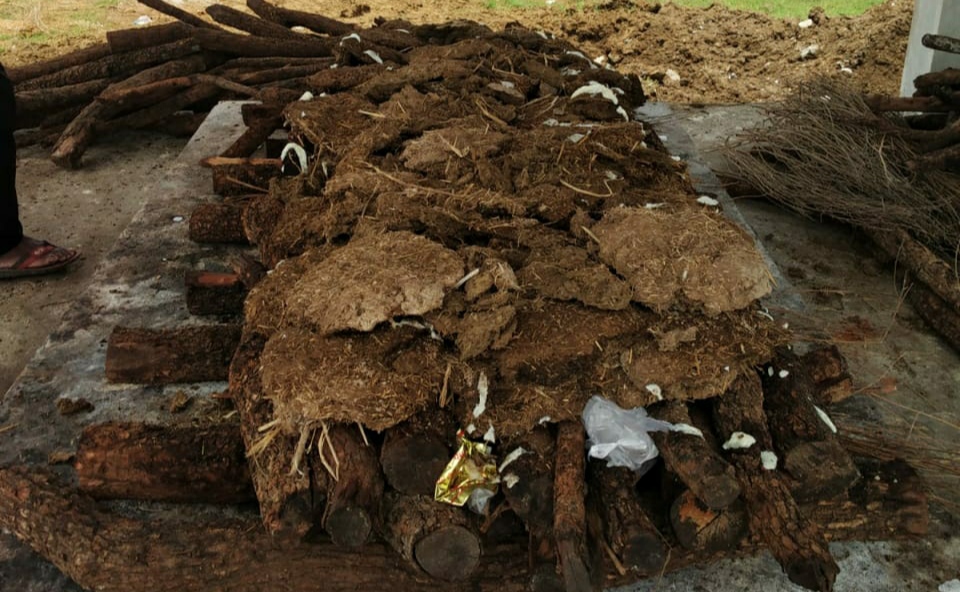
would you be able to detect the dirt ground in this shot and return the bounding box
[1,0,911,103]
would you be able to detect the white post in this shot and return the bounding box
[900,0,960,97]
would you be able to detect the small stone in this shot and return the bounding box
[664,69,681,85]
[800,44,820,60]
[168,390,193,413]
[798,18,814,29]
[56,397,94,416]
[48,450,76,465]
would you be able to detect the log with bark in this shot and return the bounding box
[801,345,854,405]
[205,156,283,195]
[75,421,253,503]
[713,374,839,592]
[189,200,249,243]
[669,488,747,553]
[923,33,960,55]
[105,324,241,384]
[590,463,669,574]
[649,400,741,510]
[554,421,594,592]
[16,38,200,92]
[246,0,356,37]
[229,332,319,538]
[193,27,334,58]
[319,424,385,547]
[185,270,248,316]
[206,4,312,40]
[760,350,860,502]
[380,410,453,496]
[382,493,483,581]
[106,22,194,53]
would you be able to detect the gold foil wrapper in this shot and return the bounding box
[434,432,499,506]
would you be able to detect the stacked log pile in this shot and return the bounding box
[0,5,931,592]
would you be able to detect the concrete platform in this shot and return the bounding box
[1,101,958,591]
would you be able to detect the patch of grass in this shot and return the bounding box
[479,0,885,17]
[668,0,884,19]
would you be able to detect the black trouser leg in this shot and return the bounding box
[0,64,24,255]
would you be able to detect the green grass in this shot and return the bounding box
[665,0,883,19]
[483,0,884,17]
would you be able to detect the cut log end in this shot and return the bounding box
[414,525,482,581]
[380,437,449,496]
[325,505,373,548]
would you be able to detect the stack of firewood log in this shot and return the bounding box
[10,0,451,168]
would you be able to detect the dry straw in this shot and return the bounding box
[726,79,960,263]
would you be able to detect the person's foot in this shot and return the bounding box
[0,237,80,279]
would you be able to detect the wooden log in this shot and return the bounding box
[5,43,113,84]
[185,270,247,317]
[49,55,211,168]
[307,62,384,94]
[206,156,283,196]
[107,82,222,131]
[190,202,249,243]
[361,26,423,51]
[0,457,923,592]
[923,33,960,55]
[206,4,307,40]
[801,345,854,405]
[0,465,528,591]
[193,27,333,58]
[670,489,747,553]
[105,324,241,384]
[15,126,66,149]
[232,252,268,289]
[14,78,113,129]
[336,35,409,66]
[804,459,928,541]
[221,114,283,158]
[867,228,960,318]
[761,351,860,502]
[320,424,384,547]
[499,427,555,536]
[914,67,960,91]
[649,401,741,510]
[75,421,253,503]
[865,93,960,113]
[590,463,668,574]
[229,332,319,538]
[107,22,193,53]
[236,62,334,85]
[380,411,453,496]
[222,56,334,70]
[382,493,482,581]
[16,38,200,92]
[137,0,219,29]
[713,374,838,592]
[246,0,356,36]
[152,110,208,137]
[554,422,593,592]
[100,76,198,110]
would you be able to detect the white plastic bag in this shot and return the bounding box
[582,395,699,475]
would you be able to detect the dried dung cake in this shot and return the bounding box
[236,28,785,447]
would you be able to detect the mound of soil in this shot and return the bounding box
[3,1,910,104]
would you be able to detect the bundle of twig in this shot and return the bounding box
[725,79,960,353]
[726,79,960,260]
